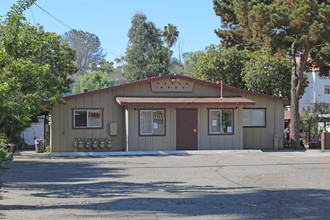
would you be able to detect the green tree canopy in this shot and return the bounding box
[242,49,308,100]
[181,51,204,76]
[167,51,203,76]
[191,46,304,100]
[92,59,115,76]
[162,24,179,60]
[124,13,169,82]
[191,45,250,89]
[168,58,183,75]
[72,71,113,94]
[62,29,106,77]
[213,0,330,147]
[0,0,77,142]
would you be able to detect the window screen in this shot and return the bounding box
[74,109,102,128]
[209,109,233,134]
[243,109,266,127]
[140,110,165,135]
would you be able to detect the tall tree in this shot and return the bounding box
[162,24,179,60]
[182,51,204,76]
[168,58,184,75]
[213,0,330,147]
[0,0,77,141]
[191,45,250,89]
[242,49,308,100]
[72,71,113,94]
[168,51,204,76]
[125,13,169,82]
[62,29,106,77]
[92,59,115,76]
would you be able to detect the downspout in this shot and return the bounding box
[220,80,223,98]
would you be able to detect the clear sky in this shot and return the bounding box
[0,0,221,62]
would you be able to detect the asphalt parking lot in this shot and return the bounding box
[1,150,330,219]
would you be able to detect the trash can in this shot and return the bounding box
[35,139,45,153]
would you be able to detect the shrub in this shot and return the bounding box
[0,148,8,161]
[0,148,10,170]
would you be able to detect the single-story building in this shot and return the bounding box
[50,74,289,152]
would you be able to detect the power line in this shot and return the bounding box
[33,3,73,30]
[102,48,122,59]
[33,3,121,59]
[30,8,36,26]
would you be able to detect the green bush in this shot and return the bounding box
[0,148,10,170]
[45,146,50,153]
[0,148,9,160]
[0,133,8,145]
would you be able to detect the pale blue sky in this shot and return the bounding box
[1,0,221,62]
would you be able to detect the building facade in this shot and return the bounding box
[300,71,330,132]
[50,75,289,152]
[300,71,330,110]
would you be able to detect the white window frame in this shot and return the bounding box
[73,109,103,128]
[325,85,330,94]
[139,109,165,136]
[208,109,233,135]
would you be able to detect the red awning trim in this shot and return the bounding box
[115,97,255,106]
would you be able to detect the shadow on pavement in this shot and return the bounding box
[0,185,329,219]
[1,159,330,218]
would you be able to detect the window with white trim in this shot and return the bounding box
[243,109,266,127]
[74,109,103,128]
[209,109,233,134]
[140,110,165,135]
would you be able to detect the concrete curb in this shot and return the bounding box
[49,150,262,157]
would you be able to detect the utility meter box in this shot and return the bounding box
[110,123,118,136]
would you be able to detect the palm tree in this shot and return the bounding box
[162,24,179,60]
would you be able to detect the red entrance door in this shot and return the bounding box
[176,109,198,150]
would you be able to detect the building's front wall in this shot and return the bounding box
[125,105,243,151]
[51,78,225,152]
[51,77,285,152]
[51,89,126,152]
[240,93,285,150]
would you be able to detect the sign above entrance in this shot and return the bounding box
[150,78,194,92]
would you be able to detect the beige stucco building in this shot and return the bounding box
[50,75,289,152]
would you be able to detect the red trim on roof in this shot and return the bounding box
[115,97,255,106]
[223,85,291,104]
[64,74,290,104]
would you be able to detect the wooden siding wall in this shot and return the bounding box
[126,105,243,151]
[51,89,126,152]
[241,93,284,150]
[51,79,225,152]
[51,78,284,152]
